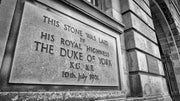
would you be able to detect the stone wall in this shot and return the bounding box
[121,0,171,99]
[0,0,176,100]
[0,0,128,100]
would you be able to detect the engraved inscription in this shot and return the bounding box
[9,2,119,86]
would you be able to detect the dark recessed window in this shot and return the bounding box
[85,0,112,13]
[87,0,99,7]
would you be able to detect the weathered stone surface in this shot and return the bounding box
[111,0,122,22]
[123,12,157,43]
[168,2,180,35]
[0,90,172,101]
[125,30,160,58]
[130,73,170,97]
[9,2,119,86]
[127,49,164,75]
[130,74,170,98]
[0,0,17,70]
[127,50,148,72]
[172,59,180,68]
[127,51,138,72]
[0,90,126,101]
[129,74,142,97]
[121,0,154,29]
[112,8,122,22]
[124,30,135,49]
[105,8,122,22]
[127,96,172,101]
[143,0,150,7]
[146,55,160,74]
[174,68,180,90]
[176,75,180,90]
[158,60,165,76]
[140,74,169,97]
[133,0,151,16]
[38,0,125,33]
[137,51,148,72]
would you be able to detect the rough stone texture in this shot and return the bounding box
[127,50,164,75]
[143,0,150,7]
[174,67,180,90]
[126,95,172,101]
[112,9,122,23]
[166,1,180,35]
[9,1,121,86]
[121,0,154,29]
[130,73,170,98]
[0,91,126,101]
[146,55,160,74]
[172,59,180,68]
[127,50,148,72]
[158,60,165,76]
[123,12,157,43]
[40,0,125,32]
[176,75,180,90]
[164,0,180,92]
[133,0,151,16]
[105,8,122,23]
[141,74,169,97]
[0,1,128,100]
[119,33,131,96]
[0,91,172,101]
[125,30,160,59]
[111,0,122,22]
[0,0,17,70]
[122,0,171,100]
[129,74,142,97]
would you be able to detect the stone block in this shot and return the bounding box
[0,90,126,101]
[111,0,121,13]
[158,60,165,76]
[127,49,164,75]
[121,0,154,29]
[143,0,150,7]
[141,74,169,97]
[172,59,180,68]
[174,67,180,75]
[176,74,180,89]
[127,50,148,72]
[112,9,122,22]
[120,0,129,14]
[123,12,157,43]
[127,51,138,72]
[125,30,161,59]
[146,55,160,74]
[171,53,179,60]
[133,0,151,16]
[120,34,125,50]
[124,30,135,49]
[130,73,169,97]
[129,74,142,97]
[152,43,161,58]
[0,0,17,70]
[8,2,120,86]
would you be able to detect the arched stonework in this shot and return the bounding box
[150,0,180,100]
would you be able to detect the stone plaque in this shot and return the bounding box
[9,2,119,86]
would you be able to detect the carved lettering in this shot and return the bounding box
[41,32,54,42]
[64,24,83,37]
[34,41,54,55]
[60,47,83,60]
[43,15,60,27]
